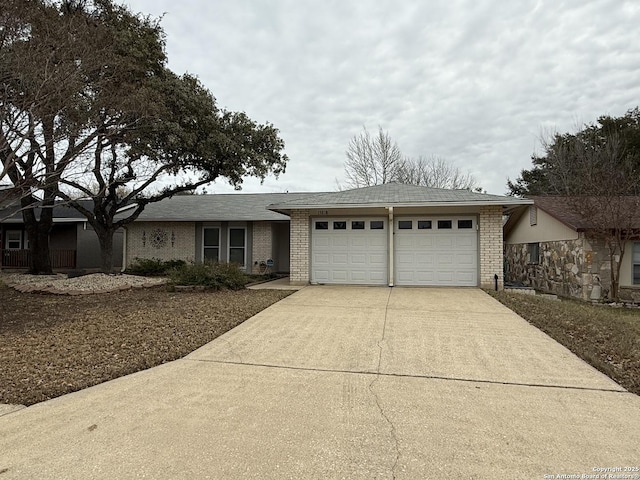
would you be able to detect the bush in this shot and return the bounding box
[125,257,186,276]
[168,262,246,290]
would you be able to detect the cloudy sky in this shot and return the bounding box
[125,0,639,195]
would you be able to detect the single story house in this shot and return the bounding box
[0,200,123,271]
[504,196,640,301]
[122,183,528,288]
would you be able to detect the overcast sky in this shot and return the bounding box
[125,0,640,195]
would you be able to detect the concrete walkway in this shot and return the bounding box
[0,287,638,479]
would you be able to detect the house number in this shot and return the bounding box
[317,210,329,215]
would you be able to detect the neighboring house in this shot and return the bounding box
[123,184,528,288]
[504,196,640,301]
[0,200,123,271]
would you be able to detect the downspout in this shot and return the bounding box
[120,227,127,273]
[388,206,394,287]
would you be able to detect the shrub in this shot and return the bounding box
[125,258,186,276]
[168,262,246,290]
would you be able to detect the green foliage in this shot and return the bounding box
[168,262,247,290]
[125,257,186,276]
[1,0,288,274]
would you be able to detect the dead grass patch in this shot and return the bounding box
[0,284,293,406]
[488,291,640,395]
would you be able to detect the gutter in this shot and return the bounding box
[388,206,394,287]
[121,227,127,273]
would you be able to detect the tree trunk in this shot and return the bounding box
[21,197,53,275]
[95,226,115,274]
[610,250,620,302]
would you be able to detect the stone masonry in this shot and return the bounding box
[125,222,196,267]
[251,221,272,274]
[504,235,615,301]
[479,205,503,290]
[289,209,310,284]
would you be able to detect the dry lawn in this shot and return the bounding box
[0,284,292,406]
[488,290,640,395]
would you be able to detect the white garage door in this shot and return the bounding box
[311,218,387,285]
[394,217,478,286]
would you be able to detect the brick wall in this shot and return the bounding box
[289,210,310,284]
[251,221,272,274]
[479,206,503,289]
[125,222,196,267]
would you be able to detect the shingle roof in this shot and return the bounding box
[530,196,640,230]
[268,183,529,211]
[128,193,321,222]
[0,200,94,223]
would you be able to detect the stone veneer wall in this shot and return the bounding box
[289,210,310,284]
[479,205,504,289]
[125,222,196,267]
[504,235,612,300]
[251,221,272,274]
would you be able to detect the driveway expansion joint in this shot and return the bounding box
[185,358,628,395]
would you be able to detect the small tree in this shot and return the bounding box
[396,155,479,190]
[343,126,403,188]
[342,126,479,190]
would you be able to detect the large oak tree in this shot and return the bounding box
[1,0,287,273]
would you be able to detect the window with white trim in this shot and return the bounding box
[228,227,246,266]
[203,227,220,262]
[5,230,22,249]
[633,242,640,285]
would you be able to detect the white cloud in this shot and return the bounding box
[125,0,640,194]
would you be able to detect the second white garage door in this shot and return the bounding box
[311,218,387,285]
[394,217,478,286]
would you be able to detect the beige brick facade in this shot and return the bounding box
[251,221,273,274]
[479,205,503,289]
[289,209,310,284]
[125,222,196,267]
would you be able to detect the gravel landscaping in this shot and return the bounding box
[0,279,293,406]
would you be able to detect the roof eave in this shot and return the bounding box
[268,198,533,212]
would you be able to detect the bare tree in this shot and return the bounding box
[341,127,480,191]
[343,126,403,188]
[396,155,479,190]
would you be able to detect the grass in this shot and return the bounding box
[487,290,640,395]
[0,284,293,406]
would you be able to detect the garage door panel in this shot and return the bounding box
[351,237,366,248]
[436,236,454,248]
[312,217,387,285]
[332,237,348,248]
[313,253,330,265]
[332,253,348,265]
[314,237,330,248]
[395,216,478,287]
[437,254,454,266]
[456,235,476,248]
[414,252,435,264]
[351,253,366,265]
[369,253,386,266]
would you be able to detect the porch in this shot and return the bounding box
[0,249,77,269]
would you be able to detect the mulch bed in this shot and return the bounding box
[0,284,292,406]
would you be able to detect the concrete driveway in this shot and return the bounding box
[1,287,638,479]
